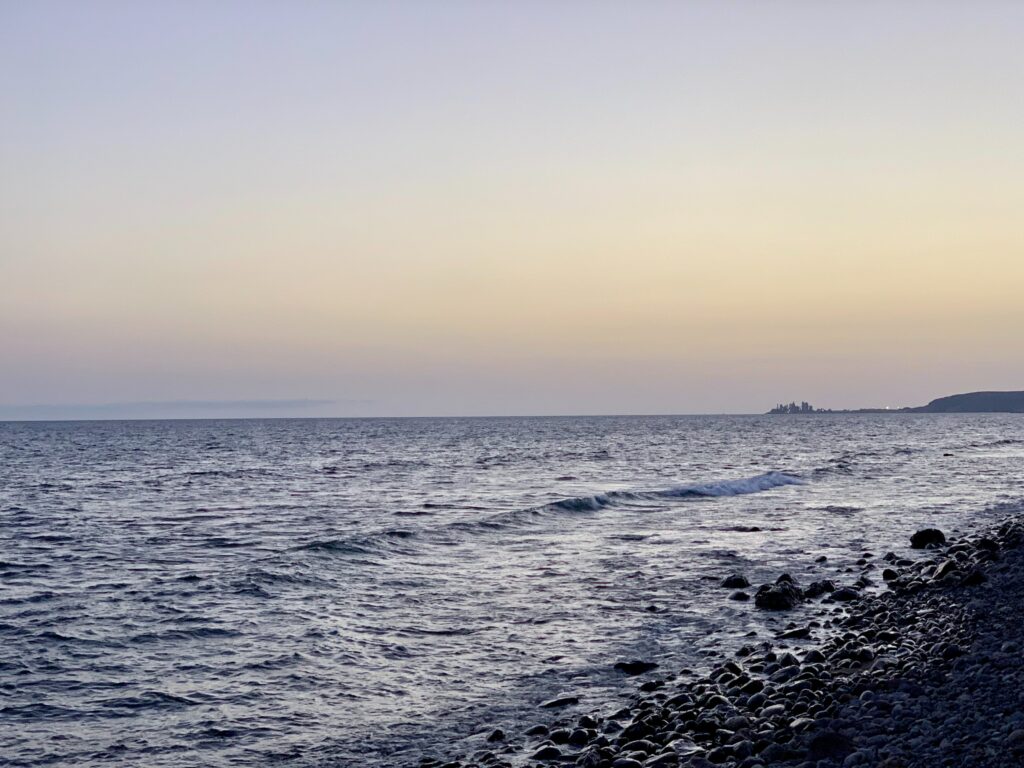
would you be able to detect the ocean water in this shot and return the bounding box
[1,414,1023,766]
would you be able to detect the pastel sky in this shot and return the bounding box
[3,1,1023,418]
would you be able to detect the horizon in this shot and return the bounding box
[4,2,1024,416]
[0,389,1016,421]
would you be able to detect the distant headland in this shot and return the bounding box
[768,390,1024,415]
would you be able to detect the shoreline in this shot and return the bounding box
[425,514,1024,768]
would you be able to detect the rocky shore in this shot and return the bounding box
[420,514,1024,768]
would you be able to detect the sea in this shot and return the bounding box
[1,414,1022,766]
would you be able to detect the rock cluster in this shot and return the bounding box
[421,517,1024,768]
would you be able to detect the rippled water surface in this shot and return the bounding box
[2,415,1023,766]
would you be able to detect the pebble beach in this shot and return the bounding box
[428,514,1024,768]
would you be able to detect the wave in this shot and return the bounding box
[293,528,422,560]
[129,627,242,644]
[287,471,803,563]
[296,540,378,556]
[550,493,615,512]
[811,448,884,476]
[360,459,432,471]
[968,437,1024,449]
[817,505,864,516]
[0,560,51,573]
[655,471,804,498]
[544,472,804,510]
[99,690,202,711]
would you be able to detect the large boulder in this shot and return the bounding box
[754,578,803,610]
[910,528,946,549]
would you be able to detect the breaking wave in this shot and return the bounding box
[288,472,805,562]
[656,471,804,498]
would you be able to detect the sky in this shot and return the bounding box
[2,1,1024,418]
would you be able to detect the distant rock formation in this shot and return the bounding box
[908,391,1024,413]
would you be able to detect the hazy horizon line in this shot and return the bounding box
[0,407,928,424]
[4,390,1021,422]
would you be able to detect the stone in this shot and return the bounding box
[975,537,999,553]
[486,729,505,742]
[569,728,590,746]
[881,568,899,581]
[755,581,803,610]
[643,755,678,767]
[724,715,749,730]
[531,745,562,760]
[722,574,750,589]
[615,660,659,675]
[621,739,658,754]
[910,528,946,549]
[706,746,732,764]
[729,590,751,601]
[741,679,764,694]
[932,559,959,580]
[804,580,837,599]
[942,643,964,660]
[540,695,579,708]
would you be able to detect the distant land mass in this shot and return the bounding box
[908,390,1024,413]
[769,390,1024,415]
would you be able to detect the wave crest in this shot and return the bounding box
[658,471,804,498]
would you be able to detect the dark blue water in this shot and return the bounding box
[2,415,1023,766]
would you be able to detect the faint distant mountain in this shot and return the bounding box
[0,398,368,421]
[908,391,1024,413]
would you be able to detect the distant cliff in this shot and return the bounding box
[909,391,1024,413]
